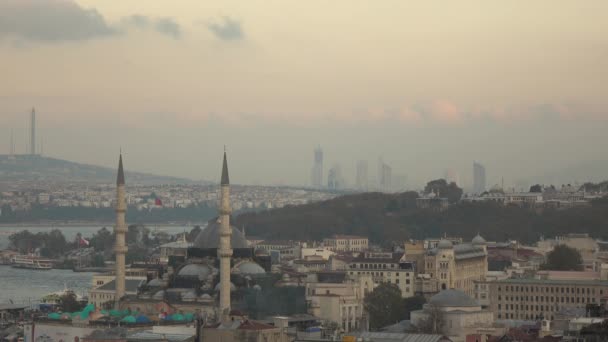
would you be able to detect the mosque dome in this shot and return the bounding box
[147,278,163,287]
[429,289,479,307]
[437,239,453,249]
[181,290,197,301]
[235,262,266,275]
[472,234,486,245]
[177,264,213,279]
[214,282,237,292]
[193,219,248,249]
[152,290,165,300]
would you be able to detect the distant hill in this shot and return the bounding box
[235,191,608,245]
[0,154,197,185]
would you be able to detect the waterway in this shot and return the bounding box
[0,224,197,305]
[0,265,95,305]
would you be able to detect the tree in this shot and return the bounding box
[529,184,543,193]
[541,245,583,271]
[39,229,67,258]
[187,226,202,242]
[127,225,151,246]
[9,230,40,253]
[59,292,84,313]
[424,179,463,204]
[413,304,444,334]
[89,227,114,253]
[364,283,406,330]
[403,295,426,319]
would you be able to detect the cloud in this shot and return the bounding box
[0,0,115,42]
[154,18,181,39]
[207,16,244,41]
[123,15,181,39]
[0,1,182,43]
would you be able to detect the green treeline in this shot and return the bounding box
[235,192,608,245]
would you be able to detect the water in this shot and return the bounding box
[0,224,196,305]
[0,265,95,305]
[0,225,194,249]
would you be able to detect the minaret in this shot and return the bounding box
[114,153,128,309]
[30,108,36,155]
[218,151,233,318]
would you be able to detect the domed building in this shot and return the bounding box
[423,235,488,295]
[193,219,249,249]
[411,289,493,337]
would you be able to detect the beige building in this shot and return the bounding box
[202,312,290,342]
[411,289,493,340]
[89,279,146,309]
[537,233,598,271]
[323,235,368,252]
[306,272,373,333]
[476,277,608,321]
[347,252,416,297]
[417,236,488,297]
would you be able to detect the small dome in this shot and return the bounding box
[181,290,197,301]
[472,234,486,245]
[200,294,212,300]
[178,264,212,279]
[214,282,237,292]
[236,262,266,275]
[253,284,262,291]
[429,289,479,307]
[152,290,165,300]
[147,278,163,287]
[437,239,453,249]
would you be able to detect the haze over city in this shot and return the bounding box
[1,0,607,187]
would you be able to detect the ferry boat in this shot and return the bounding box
[10,255,53,270]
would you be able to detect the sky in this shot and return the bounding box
[0,0,607,189]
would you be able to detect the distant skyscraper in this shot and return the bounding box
[327,164,344,190]
[30,108,36,155]
[473,162,486,194]
[9,129,14,155]
[444,168,460,186]
[311,146,323,188]
[378,158,392,192]
[356,160,368,191]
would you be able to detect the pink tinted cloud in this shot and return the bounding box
[426,100,464,123]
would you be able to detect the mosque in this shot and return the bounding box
[113,151,296,323]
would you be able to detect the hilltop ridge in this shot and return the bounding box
[0,154,198,185]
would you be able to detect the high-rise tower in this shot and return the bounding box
[218,151,233,317]
[114,154,128,309]
[311,146,323,188]
[30,108,36,155]
[356,160,368,191]
[473,162,486,194]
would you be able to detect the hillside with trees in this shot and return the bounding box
[235,189,608,245]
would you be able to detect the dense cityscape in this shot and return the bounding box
[2,1,608,342]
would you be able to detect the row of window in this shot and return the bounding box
[498,285,604,295]
[349,271,411,279]
[499,295,597,304]
[351,263,399,269]
[499,303,593,312]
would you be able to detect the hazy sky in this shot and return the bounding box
[1,0,607,188]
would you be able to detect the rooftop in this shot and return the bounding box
[490,278,608,286]
[428,289,480,307]
[95,279,146,292]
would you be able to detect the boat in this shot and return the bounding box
[10,255,53,270]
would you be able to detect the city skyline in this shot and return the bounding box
[1,1,608,187]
